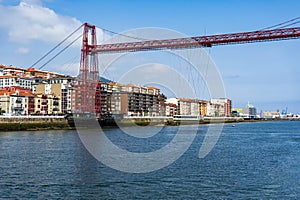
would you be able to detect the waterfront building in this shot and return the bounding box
[126,85,160,116]
[166,98,200,116]
[243,103,257,118]
[232,102,257,118]
[0,65,68,94]
[34,94,60,115]
[95,82,110,115]
[10,95,35,115]
[178,99,192,115]
[206,101,224,117]
[36,77,74,114]
[231,108,243,117]
[95,82,162,117]
[211,98,232,117]
[0,95,9,114]
[165,98,179,116]
[165,103,177,116]
[165,98,230,117]
[199,100,208,116]
[0,64,237,118]
[0,86,34,115]
[158,93,167,116]
[263,111,281,119]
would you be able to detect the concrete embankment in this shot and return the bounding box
[2,115,295,131]
[0,116,73,131]
[100,117,246,126]
[165,117,245,126]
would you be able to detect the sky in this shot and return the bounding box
[0,0,300,113]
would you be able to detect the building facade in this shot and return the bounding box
[210,98,232,117]
[166,98,201,116]
[94,82,162,117]
[232,103,257,118]
[36,77,74,114]
[165,103,177,116]
[0,86,34,115]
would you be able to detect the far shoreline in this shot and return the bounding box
[0,116,299,132]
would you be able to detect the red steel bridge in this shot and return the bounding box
[76,23,300,114]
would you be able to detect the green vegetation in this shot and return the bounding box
[0,122,72,131]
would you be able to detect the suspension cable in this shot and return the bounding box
[38,34,82,70]
[259,16,300,30]
[96,25,149,41]
[276,20,300,29]
[30,24,84,69]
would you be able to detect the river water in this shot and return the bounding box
[0,121,300,199]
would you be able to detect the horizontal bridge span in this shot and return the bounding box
[92,27,300,53]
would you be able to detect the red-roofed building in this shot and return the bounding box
[0,86,35,115]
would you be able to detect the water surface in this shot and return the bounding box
[0,121,300,199]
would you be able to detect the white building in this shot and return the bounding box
[166,98,200,116]
[10,95,27,115]
[211,98,232,117]
[264,111,280,119]
[0,75,34,90]
[0,87,35,115]
[206,101,224,117]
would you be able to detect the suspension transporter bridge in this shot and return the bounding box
[75,23,300,115]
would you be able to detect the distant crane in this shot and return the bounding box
[76,23,300,113]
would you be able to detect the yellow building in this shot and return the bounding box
[36,81,73,114]
[34,94,60,115]
[0,95,10,114]
[199,100,208,116]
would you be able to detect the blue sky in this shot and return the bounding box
[0,0,300,113]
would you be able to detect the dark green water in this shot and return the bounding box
[0,121,300,199]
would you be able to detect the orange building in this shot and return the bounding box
[25,68,65,79]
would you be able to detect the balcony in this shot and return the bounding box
[13,104,23,109]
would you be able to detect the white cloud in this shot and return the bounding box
[15,47,30,54]
[22,0,42,5]
[0,1,83,45]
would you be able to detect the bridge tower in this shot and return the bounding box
[76,23,100,115]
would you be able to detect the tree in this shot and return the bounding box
[0,110,5,115]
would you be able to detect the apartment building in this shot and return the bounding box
[34,94,60,115]
[210,98,232,117]
[206,101,225,117]
[0,65,235,117]
[0,86,34,115]
[0,64,26,76]
[25,67,65,79]
[36,77,74,114]
[0,75,34,90]
[165,102,177,116]
[166,98,201,116]
[199,100,208,116]
[165,98,231,117]
[95,82,162,117]
[0,95,9,114]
